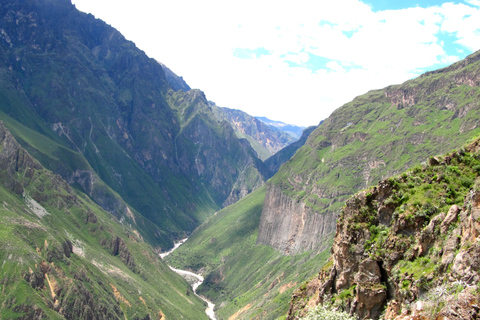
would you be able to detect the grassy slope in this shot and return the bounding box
[166,187,331,320]
[0,111,193,249]
[0,152,208,319]
[167,52,480,319]
[271,52,480,216]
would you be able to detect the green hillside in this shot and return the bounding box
[0,122,208,319]
[258,50,480,255]
[167,50,480,319]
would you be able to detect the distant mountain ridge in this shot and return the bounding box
[256,116,307,140]
[213,106,297,160]
[159,63,299,161]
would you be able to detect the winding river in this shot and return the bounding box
[160,239,217,320]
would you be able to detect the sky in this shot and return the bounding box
[71,0,480,127]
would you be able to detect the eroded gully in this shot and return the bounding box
[160,239,216,320]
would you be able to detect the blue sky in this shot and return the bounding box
[73,0,480,126]
[368,0,461,11]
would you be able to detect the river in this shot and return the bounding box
[160,239,217,320]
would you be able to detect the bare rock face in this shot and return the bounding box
[256,184,337,255]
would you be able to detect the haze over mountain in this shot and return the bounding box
[71,0,480,127]
[256,116,307,140]
[159,63,300,161]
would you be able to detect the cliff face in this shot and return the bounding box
[288,139,480,319]
[258,50,480,255]
[257,184,336,255]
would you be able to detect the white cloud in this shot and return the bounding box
[72,0,479,126]
[465,0,480,7]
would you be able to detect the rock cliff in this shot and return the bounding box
[288,138,480,319]
[257,183,336,255]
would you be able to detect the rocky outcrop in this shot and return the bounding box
[288,139,480,319]
[110,236,138,274]
[257,184,337,255]
[0,121,42,194]
[0,121,80,210]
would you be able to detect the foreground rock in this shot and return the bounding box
[288,138,480,319]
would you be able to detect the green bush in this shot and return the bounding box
[301,302,358,320]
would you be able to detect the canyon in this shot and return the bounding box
[1,0,480,319]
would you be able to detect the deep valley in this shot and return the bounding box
[1,1,480,319]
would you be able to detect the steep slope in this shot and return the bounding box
[165,90,267,207]
[288,137,480,320]
[168,51,480,319]
[0,0,266,249]
[258,50,480,255]
[264,125,317,178]
[159,62,191,92]
[0,122,208,319]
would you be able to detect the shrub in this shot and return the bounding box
[301,301,358,320]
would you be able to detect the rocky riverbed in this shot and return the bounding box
[161,239,216,320]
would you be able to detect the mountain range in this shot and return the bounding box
[256,117,307,140]
[1,0,480,319]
